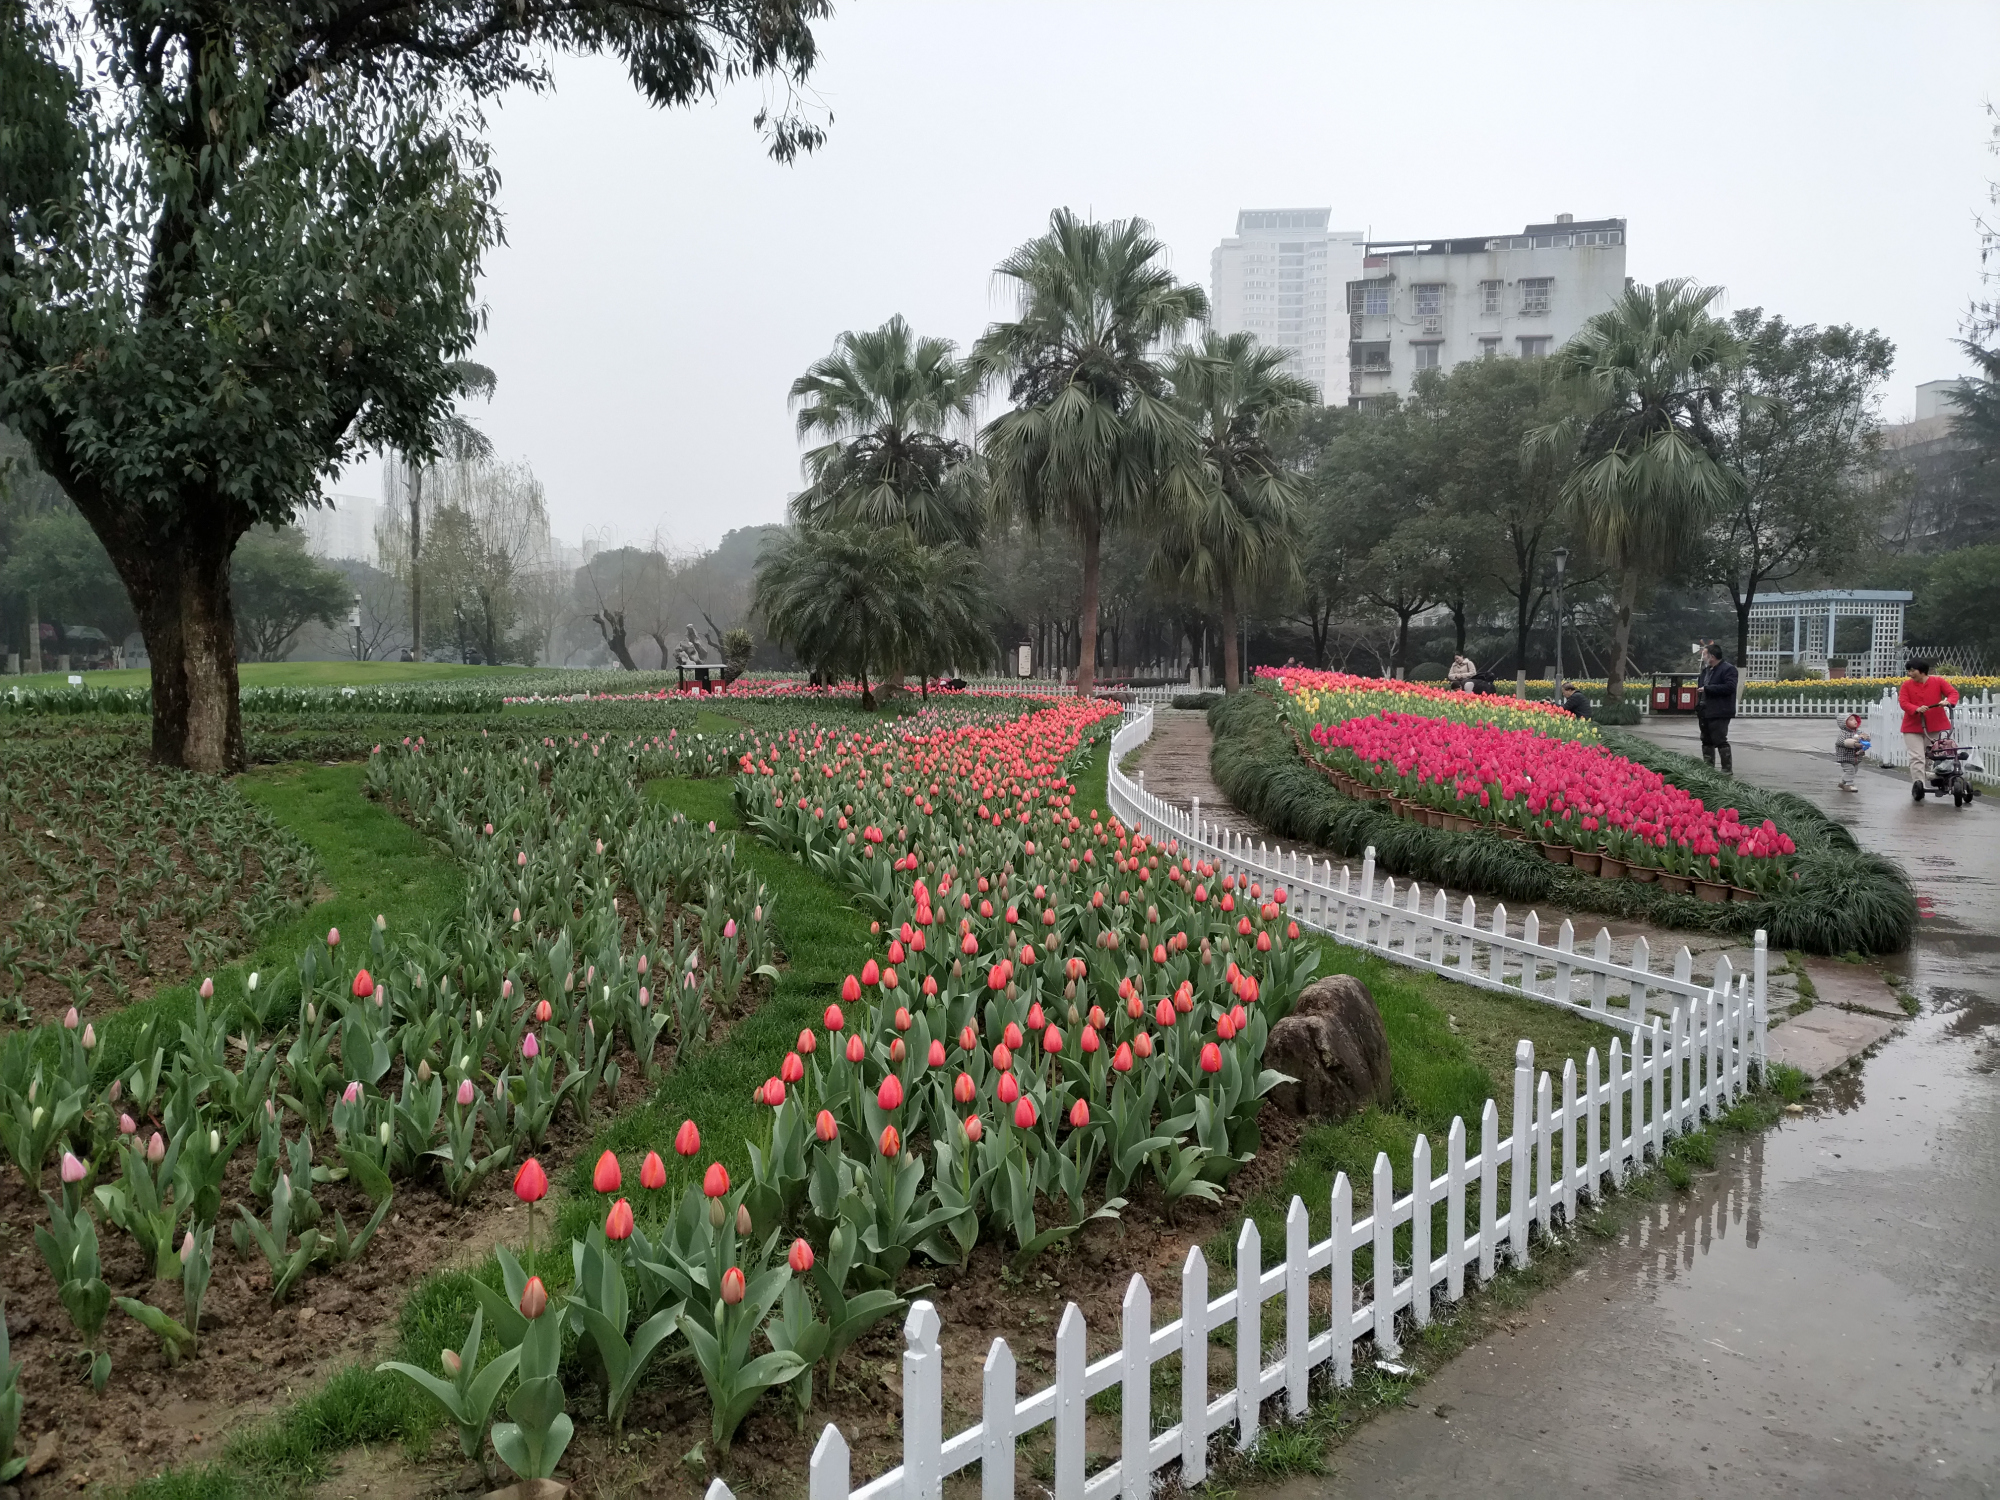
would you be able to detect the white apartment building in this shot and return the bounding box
[299,491,379,565]
[1344,214,1627,405]
[1210,209,1367,400]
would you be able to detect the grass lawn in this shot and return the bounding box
[5,660,552,691]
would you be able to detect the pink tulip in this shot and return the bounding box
[456,1078,476,1107]
[521,1032,539,1060]
[60,1151,87,1184]
[147,1131,166,1163]
[119,1113,137,1135]
[327,927,340,947]
[62,1006,78,1030]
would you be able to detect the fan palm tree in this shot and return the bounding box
[789,316,983,547]
[1155,332,1313,693]
[973,209,1208,695]
[1531,279,1741,702]
[397,360,497,656]
[754,526,915,708]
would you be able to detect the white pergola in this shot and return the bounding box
[1745,589,1911,681]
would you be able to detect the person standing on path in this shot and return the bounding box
[1834,712,1868,792]
[1898,658,1960,800]
[1696,641,1738,774]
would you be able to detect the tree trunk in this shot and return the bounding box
[1310,602,1330,669]
[407,462,424,659]
[1218,576,1241,694]
[1074,516,1102,696]
[123,524,247,772]
[1735,593,1753,675]
[1393,609,1417,674]
[26,590,41,675]
[1606,568,1641,703]
[592,610,636,671]
[1450,598,1468,654]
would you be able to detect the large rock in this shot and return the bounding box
[1263,975,1393,1120]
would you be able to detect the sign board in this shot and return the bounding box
[67,674,83,686]
[1016,643,1032,678]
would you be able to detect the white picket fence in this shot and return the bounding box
[1735,692,1884,718]
[1867,688,1998,786]
[730,1009,1757,1500]
[1105,704,1768,1045]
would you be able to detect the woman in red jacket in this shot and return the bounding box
[1899,659,1961,800]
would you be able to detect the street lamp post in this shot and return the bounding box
[1552,547,1569,703]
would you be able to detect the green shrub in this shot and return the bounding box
[1590,702,1643,725]
[1411,661,1448,682]
[1777,664,1822,681]
[1172,691,1222,710]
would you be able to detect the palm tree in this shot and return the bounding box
[397,360,497,657]
[754,526,915,708]
[973,209,1208,696]
[1532,279,1741,702]
[1155,332,1313,693]
[789,317,983,547]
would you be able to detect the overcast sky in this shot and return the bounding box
[333,0,2000,553]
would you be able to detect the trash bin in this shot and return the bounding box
[1649,674,1698,714]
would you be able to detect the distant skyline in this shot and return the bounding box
[330,0,2000,552]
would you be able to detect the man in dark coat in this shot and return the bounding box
[1696,641,1738,774]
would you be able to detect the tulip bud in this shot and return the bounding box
[343,1081,362,1105]
[457,1078,476,1107]
[327,927,340,947]
[519,1275,549,1320]
[119,1112,137,1135]
[1200,1042,1224,1074]
[1069,1098,1090,1128]
[816,1108,838,1142]
[788,1238,815,1274]
[997,1072,1020,1104]
[63,1006,79,1030]
[247,971,260,992]
[845,1033,865,1064]
[878,1124,902,1158]
[593,1150,621,1193]
[703,1161,731,1197]
[720,1266,747,1305]
[521,1032,539,1061]
[417,1059,432,1084]
[963,1114,984,1142]
[675,1119,702,1156]
[181,1229,196,1264]
[533,998,552,1023]
[442,1348,463,1378]
[147,1131,166,1164]
[378,1121,391,1147]
[513,1157,549,1203]
[824,1004,845,1033]
[1014,1097,1038,1129]
[605,1197,635,1241]
[876,1075,904,1111]
[736,1202,753,1236]
[1134,1031,1154,1059]
[60,1151,87,1184]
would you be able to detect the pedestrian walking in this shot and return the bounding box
[1898,658,1960,801]
[1696,642,1738,774]
[1833,712,1868,792]
[1448,654,1477,691]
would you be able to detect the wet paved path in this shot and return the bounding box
[1245,711,2000,1498]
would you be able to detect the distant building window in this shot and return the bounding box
[1480,280,1502,315]
[1518,336,1551,360]
[1412,342,1442,370]
[1350,283,1391,317]
[1413,284,1444,316]
[1479,338,1500,360]
[1520,277,1553,315]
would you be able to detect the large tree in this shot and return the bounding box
[789,316,981,547]
[1533,279,1741,703]
[973,210,1207,696]
[1703,311,1894,666]
[0,0,827,769]
[230,525,351,661]
[1156,331,1312,693]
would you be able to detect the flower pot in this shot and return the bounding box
[1728,885,1761,903]
[1598,856,1626,880]
[1626,864,1658,883]
[1425,809,1446,829]
[1539,842,1573,865]
[1444,813,1476,833]
[1571,851,1602,875]
[1658,873,1694,895]
[1693,878,1730,904]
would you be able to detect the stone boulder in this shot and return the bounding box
[1262,975,1393,1120]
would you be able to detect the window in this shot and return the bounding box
[1479,338,1500,360]
[1413,283,1444,317]
[1480,280,1502,316]
[1350,283,1391,317]
[1412,342,1442,370]
[1518,336,1551,360]
[1520,277,1552,315]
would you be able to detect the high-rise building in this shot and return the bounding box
[1210,210,1367,400]
[1343,215,1627,405]
[299,492,379,565]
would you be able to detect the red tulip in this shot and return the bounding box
[675,1119,702,1156]
[1112,1041,1133,1072]
[788,1238,815,1274]
[797,1028,818,1055]
[781,1051,805,1084]
[593,1150,621,1193]
[1200,1042,1223,1074]
[927,1038,947,1068]
[703,1162,731,1197]
[764,1077,786,1106]
[640,1151,667,1190]
[877,1075,904,1111]
[351,969,374,999]
[954,1071,977,1104]
[513,1158,548,1203]
[1014,1097,1038,1129]
[826,1002,846,1031]
[963,1114,984,1142]
[1068,1098,1090,1128]
[846,1033,866,1063]
[605,1197,635,1240]
[861,959,881,987]
[997,1071,1020,1104]
[721,1266,747,1305]
[816,1108,838,1141]
[1042,1025,1063,1054]
[520,1275,549,1319]
[879,1124,902,1157]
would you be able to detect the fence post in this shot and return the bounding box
[1553,918,1575,1003]
[1235,1217,1261,1449]
[1509,1041,1532,1267]
[1488,903,1509,984]
[1121,1275,1151,1500]
[1609,1035,1628,1182]
[1411,1133,1433,1327]
[1535,1070,1554,1233]
[1180,1247,1209,1485]
[903,1300,942,1500]
[981,1339,1015,1500]
[1561,1057,1579,1223]
[1630,934,1651,1014]
[1372,1152,1399,1358]
[1054,1303,1086,1499]
[1446,1118,1467,1301]
[1330,1172,1353,1384]
[1478,1100,1500,1283]
[810,1424,851,1500]
[1360,845,1376,901]
[1285,1196,1310,1415]
[1592,928,1612,1012]
[1585,1048,1602,1198]
[1752,930,1769,1063]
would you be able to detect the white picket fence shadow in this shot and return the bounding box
[1104,704,1768,1052]
[720,1015,1757,1500]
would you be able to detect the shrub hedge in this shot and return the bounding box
[1206,687,1917,955]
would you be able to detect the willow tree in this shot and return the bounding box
[0,0,826,769]
[1533,279,1741,703]
[973,210,1206,696]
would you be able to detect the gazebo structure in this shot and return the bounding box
[1745,589,1912,681]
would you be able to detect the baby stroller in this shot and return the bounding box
[1916,709,1978,808]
